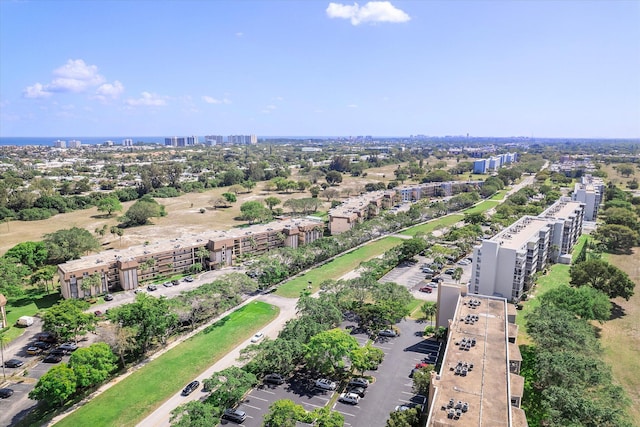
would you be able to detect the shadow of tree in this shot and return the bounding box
[609,301,627,321]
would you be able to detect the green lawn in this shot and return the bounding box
[276,237,404,298]
[55,301,279,427]
[462,200,500,215]
[2,289,61,341]
[490,190,508,201]
[399,214,464,237]
[516,263,571,342]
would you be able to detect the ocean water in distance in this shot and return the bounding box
[0,137,166,146]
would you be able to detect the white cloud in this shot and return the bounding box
[125,92,168,107]
[23,83,52,99]
[23,59,123,100]
[326,1,410,26]
[347,104,358,108]
[235,32,244,37]
[266,105,277,110]
[202,96,231,104]
[93,81,124,102]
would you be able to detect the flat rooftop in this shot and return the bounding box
[491,216,549,250]
[58,217,323,272]
[541,200,583,221]
[429,295,512,426]
[328,190,388,217]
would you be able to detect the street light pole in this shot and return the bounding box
[0,335,6,380]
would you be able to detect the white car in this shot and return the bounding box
[314,378,337,390]
[338,392,360,405]
[250,331,264,343]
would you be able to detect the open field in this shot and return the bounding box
[599,163,638,189]
[462,200,500,215]
[2,289,61,341]
[599,247,640,423]
[53,301,278,427]
[399,214,464,237]
[276,236,404,298]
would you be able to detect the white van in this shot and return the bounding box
[17,316,34,327]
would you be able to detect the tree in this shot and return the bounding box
[44,227,101,263]
[29,364,77,406]
[30,265,57,293]
[263,399,309,427]
[222,192,237,204]
[325,170,343,186]
[304,328,359,374]
[602,207,638,230]
[170,401,217,427]
[0,255,30,296]
[240,201,271,224]
[108,293,178,353]
[464,212,487,225]
[421,302,437,324]
[396,237,427,262]
[264,196,281,212]
[68,342,117,388]
[80,272,102,297]
[321,188,339,202]
[387,406,421,427]
[310,406,344,427]
[4,241,48,271]
[242,338,304,377]
[203,367,257,408]
[412,364,434,395]
[97,197,123,216]
[350,343,384,373]
[592,224,639,253]
[42,299,96,343]
[538,285,611,322]
[570,259,635,300]
[452,267,463,284]
[121,197,163,226]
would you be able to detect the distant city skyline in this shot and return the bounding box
[1,1,639,138]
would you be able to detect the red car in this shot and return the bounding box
[419,286,433,293]
[415,362,430,369]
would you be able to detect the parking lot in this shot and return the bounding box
[227,318,442,427]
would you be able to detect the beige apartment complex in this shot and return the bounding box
[471,198,584,302]
[571,174,604,221]
[428,290,527,427]
[57,218,324,299]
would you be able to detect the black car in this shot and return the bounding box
[181,380,200,396]
[0,388,14,398]
[43,354,63,363]
[172,280,180,286]
[263,373,285,385]
[348,377,369,388]
[49,348,66,356]
[4,359,24,368]
[34,341,52,350]
[445,268,455,275]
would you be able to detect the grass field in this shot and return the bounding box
[462,200,500,215]
[598,247,640,423]
[276,237,404,298]
[399,214,464,237]
[54,301,278,427]
[2,289,61,341]
[489,190,508,200]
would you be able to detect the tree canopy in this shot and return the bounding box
[68,342,118,388]
[96,196,123,216]
[29,364,77,406]
[42,299,96,342]
[121,197,164,226]
[570,259,635,300]
[44,227,101,263]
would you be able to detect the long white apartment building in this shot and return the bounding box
[471,198,584,301]
[571,174,604,221]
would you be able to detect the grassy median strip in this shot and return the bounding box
[462,200,500,215]
[400,214,464,237]
[55,301,279,427]
[276,237,405,298]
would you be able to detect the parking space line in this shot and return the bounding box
[243,403,263,410]
[300,401,326,410]
[248,395,269,402]
[255,389,276,395]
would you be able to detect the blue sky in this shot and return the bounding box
[1,0,639,138]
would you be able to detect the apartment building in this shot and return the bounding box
[396,181,484,203]
[57,218,324,299]
[427,291,528,427]
[328,190,397,234]
[572,174,604,221]
[473,152,518,174]
[471,198,584,301]
[227,134,258,144]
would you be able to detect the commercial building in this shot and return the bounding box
[427,290,527,427]
[470,198,584,301]
[572,174,604,221]
[57,218,324,299]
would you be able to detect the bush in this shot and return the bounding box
[17,207,54,221]
[150,187,181,198]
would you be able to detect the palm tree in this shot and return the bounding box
[453,267,463,284]
[421,302,437,325]
[196,247,210,270]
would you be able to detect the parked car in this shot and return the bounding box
[263,373,285,385]
[181,380,200,396]
[348,377,369,388]
[250,331,264,343]
[33,341,52,350]
[36,332,57,343]
[103,294,114,301]
[172,280,180,286]
[94,310,104,317]
[58,342,78,353]
[421,267,434,274]
[419,286,433,293]
[315,378,337,390]
[458,260,470,265]
[147,284,158,291]
[415,362,430,369]
[222,408,246,423]
[0,388,14,398]
[348,386,366,397]
[26,346,42,355]
[338,392,360,405]
[395,404,411,411]
[431,276,444,283]
[445,268,455,275]
[43,354,63,363]
[184,276,194,282]
[16,316,34,327]
[163,281,173,287]
[134,289,145,294]
[4,359,24,368]
[378,329,398,337]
